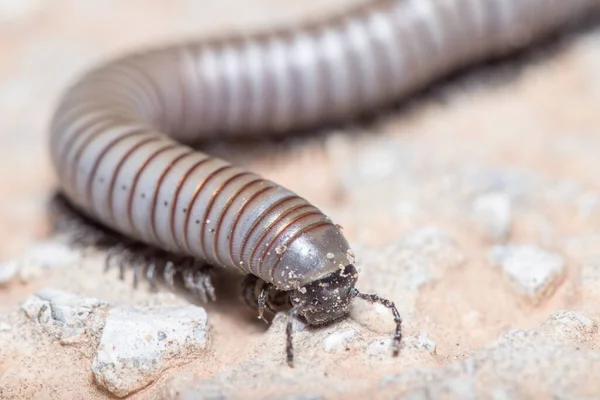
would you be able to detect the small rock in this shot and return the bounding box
[92,304,209,397]
[0,260,19,286]
[471,192,512,241]
[416,333,437,353]
[491,245,565,303]
[356,140,399,180]
[21,288,108,344]
[20,295,51,323]
[322,329,356,352]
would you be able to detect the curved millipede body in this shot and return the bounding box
[49,0,600,365]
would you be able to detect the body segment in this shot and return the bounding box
[49,0,600,312]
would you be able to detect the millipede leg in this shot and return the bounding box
[240,274,261,311]
[146,262,158,291]
[118,249,133,281]
[183,268,205,302]
[163,261,176,289]
[104,245,123,273]
[351,288,402,356]
[240,275,287,322]
[132,260,141,289]
[257,282,270,324]
[286,306,300,368]
[180,260,216,303]
[196,269,216,302]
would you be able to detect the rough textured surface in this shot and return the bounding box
[377,311,600,399]
[92,305,209,397]
[163,310,600,399]
[20,289,108,344]
[2,0,600,399]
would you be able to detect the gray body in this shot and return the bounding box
[49,0,600,290]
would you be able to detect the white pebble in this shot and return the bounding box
[322,329,356,352]
[92,304,209,397]
[0,260,19,286]
[417,333,437,353]
[471,192,512,241]
[491,245,565,303]
[21,289,108,343]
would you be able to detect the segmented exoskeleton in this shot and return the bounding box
[49,0,600,365]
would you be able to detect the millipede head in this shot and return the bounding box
[286,264,403,367]
[290,264,358,325]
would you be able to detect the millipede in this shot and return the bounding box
[48,0,600,366]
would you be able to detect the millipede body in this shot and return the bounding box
[48,0,600,365]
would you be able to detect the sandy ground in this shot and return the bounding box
[2,1,600,399]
